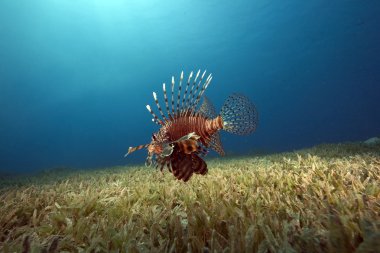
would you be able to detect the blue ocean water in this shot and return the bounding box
[0,0,379,174]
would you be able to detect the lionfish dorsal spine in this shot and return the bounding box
[182,71,193,116]
[147,70,213,122]
[187,70,200,110]
[162,83,171,118]
[176,71,183,113]
[193,74,212,111]
[146,104,163,125]
[152,92,167,121]
[189,70,206,109]
[171,76,175,115]
[183,71,195,115]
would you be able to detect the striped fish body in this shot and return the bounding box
[155,114,223,148]
[125,70,258,182]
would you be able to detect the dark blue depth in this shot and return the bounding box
[1,0,380,173]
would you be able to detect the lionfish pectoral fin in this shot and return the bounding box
[170,153,207,182]
[192,154,208,175]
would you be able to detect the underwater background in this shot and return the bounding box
[1,0,380,174]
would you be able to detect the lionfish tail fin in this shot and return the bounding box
[220,93,258,135]
[124,144,149,157]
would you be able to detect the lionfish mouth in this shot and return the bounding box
[124,70,258,181]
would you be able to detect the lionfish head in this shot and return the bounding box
[146,142,174,167]
[148,142,174,157]
[147,143,161,154]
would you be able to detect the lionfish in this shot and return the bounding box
[125,70,258,182]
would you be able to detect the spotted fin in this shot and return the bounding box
[220,93,258,135]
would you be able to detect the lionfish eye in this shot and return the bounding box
[161,144,174,157]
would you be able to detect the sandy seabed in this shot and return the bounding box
[0,142,379,253]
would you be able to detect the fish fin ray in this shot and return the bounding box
[220,93,258,135]
[209,132,225,156]
[198,96,217,118]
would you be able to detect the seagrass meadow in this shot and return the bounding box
[0,142,379,253]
